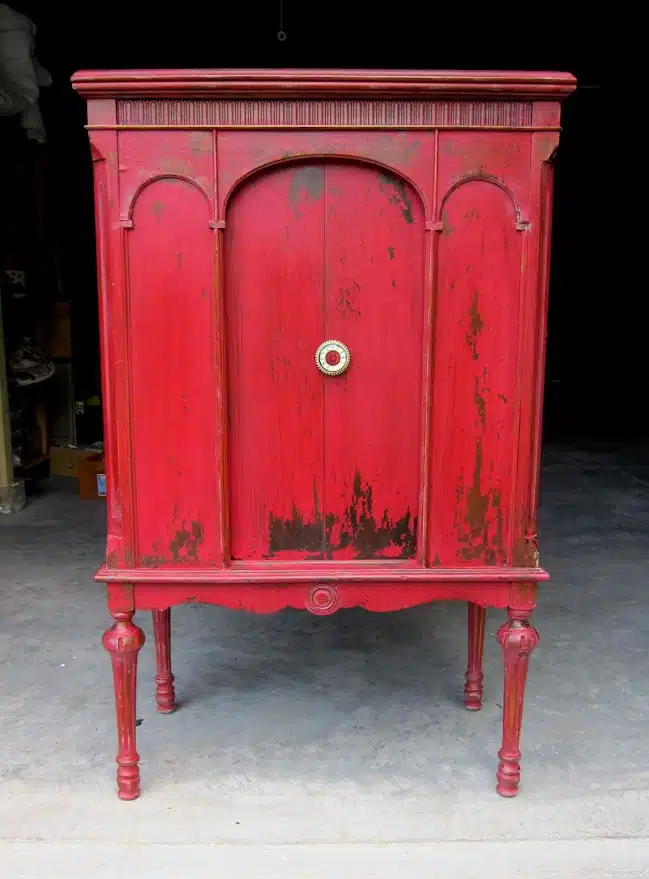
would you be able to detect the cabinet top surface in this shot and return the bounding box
[71,68,576,100]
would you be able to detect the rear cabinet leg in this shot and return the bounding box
[152,609,176,713]
[464,602,486,710]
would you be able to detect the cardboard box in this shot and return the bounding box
[49,444,95,478]
[78,454,106,500]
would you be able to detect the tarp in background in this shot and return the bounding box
[0,4,51,143]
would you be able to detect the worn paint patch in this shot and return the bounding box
[169,520,204,562]
[513,520,540,567]
[387,245,395,260]
[268,505,324,556]
[140,554,167,568]
[289,165,324,218]
[152,200,164,220]
[378,173,414,224]
[188,132,212,156]
[456,440,503,564]
[473,375,486,429]
[441,209,455,237]
[267,471,417,560]
[157,156,193,177]
[465,291,483,360]
[464,441,489,542]
[337,280,362,317]
[329,471,417,559]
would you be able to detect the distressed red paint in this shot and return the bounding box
[72,68,575,800]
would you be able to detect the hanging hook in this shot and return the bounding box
[277,0,287,40]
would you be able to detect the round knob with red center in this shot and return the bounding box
[315,340,350,376]
[307,584,339,615]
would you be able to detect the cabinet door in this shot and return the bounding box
[226,162,425,562]
[321,164,425,559]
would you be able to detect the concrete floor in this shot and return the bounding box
[1,444,649,877]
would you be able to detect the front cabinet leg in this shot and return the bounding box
[496,612,539,797]
[103,611,145,800]
[152,609,176,713]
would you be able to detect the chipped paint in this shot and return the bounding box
[140,554,167,568]
[288,165,324,218]
[387,245,395,260]
[513,523,540,567]
[169,520,204,562]
[334,470,417,559]
[441,209,455,237]
[157,156,193,176]
[465,440,489,541]
[465,291,483,360]
[378,173,414,224]
[337,280,362,317]
[268,505,324,555]
[456,440,504,564]
[473,376,486,429]
[267,471,416,560]
[187,132,212,156]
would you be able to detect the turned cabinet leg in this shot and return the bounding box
[464,602,486,710]
[496,611,540,797]
[103,611,145,801]
[152,608,176,713]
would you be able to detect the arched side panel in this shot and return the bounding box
[117,131,216,220]
[435,132,531,221]
[217,130,435,220]
[427,178,523,566]
[127,178,223,566]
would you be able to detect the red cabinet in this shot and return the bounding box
[72,68,575,800]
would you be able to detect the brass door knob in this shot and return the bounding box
[315,340,350,376]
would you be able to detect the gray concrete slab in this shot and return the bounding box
[2,839,649,879]
[1,445,648,875]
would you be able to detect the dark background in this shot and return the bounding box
[7,7,646,443]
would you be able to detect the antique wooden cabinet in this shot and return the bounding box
[72,68,575,800]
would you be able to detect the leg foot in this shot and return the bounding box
[103,612,145,800]
[496,612,539,797]
[152,609,176,713]
[464,602,486,710]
